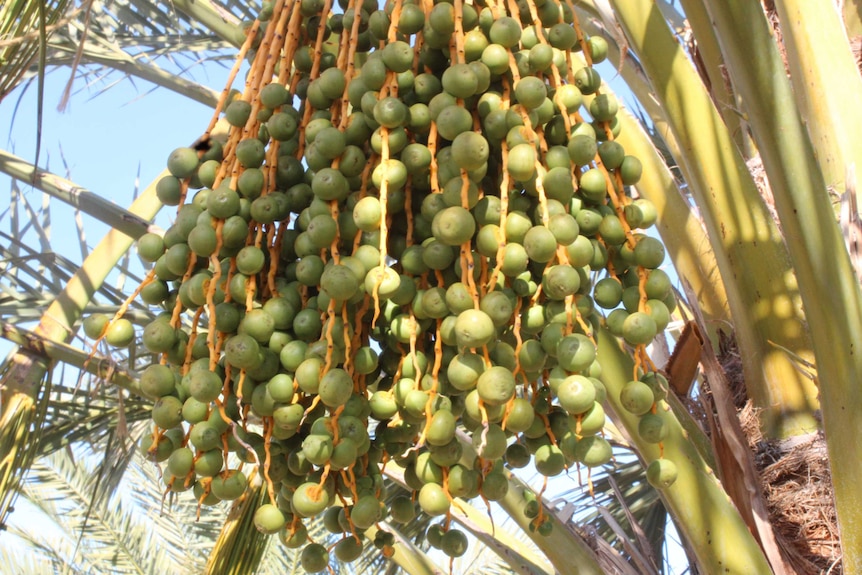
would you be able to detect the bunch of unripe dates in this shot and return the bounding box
[83,0,677,569]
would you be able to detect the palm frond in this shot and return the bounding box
[0,224,151,318]
[0,0,71,102]
[1,516,94,575]
[128,455,225,566]
[0,149,153,239]
[36,380,150,455]
[549,455,667,569]
[20,450,151,574]
[255,541,305,575]
[0,529,72,575]
[8,430,234,575]
[29,0,258,104]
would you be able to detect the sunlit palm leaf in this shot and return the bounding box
[256,541,305,575]
[19,449,162,574]
[0,530,74,575]
[0,150,153,239]
[0,526,92,575]
[5,433,234,575]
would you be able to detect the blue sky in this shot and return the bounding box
[0,64,230,252]
[0,61,237,369]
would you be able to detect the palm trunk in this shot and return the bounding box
[701,2,862,569]
[596,329,774,574]
[771,0,862,203]
[605,0,820,440]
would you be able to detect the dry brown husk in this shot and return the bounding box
[707,333,843,574]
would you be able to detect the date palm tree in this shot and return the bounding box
[1,0,861,574]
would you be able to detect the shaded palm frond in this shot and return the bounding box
[549,455,668,571]
[17,0,261,105]
[36,382,151,456]
[0,0,71,102]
